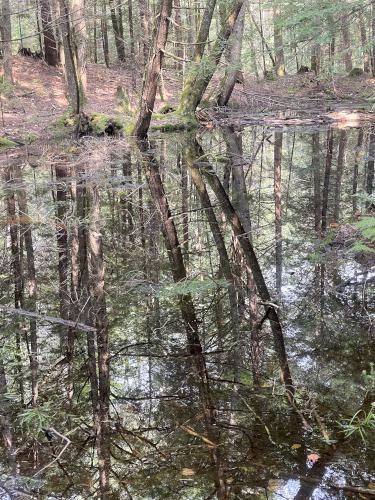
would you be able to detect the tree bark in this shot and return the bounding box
[141,141,215,421]
[216,2,245,106]
[133,0,173,138]
[341,21,353,73]
[40,0,59,65]
[108,0,126,62]
[273,3,285,76]
[0,0,14,84]
[178,0,244,116]
[198,153,295,401]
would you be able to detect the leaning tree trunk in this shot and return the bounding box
[133,0,173,138]
[198,153,295,401]
[40,0,59,65]
[1,0,14,84]
[177,0,244,116]
[58,0,81,114]
[215,1,246,106]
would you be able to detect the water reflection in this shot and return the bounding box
[0,126,374,499]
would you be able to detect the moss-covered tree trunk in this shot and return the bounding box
[133,0,173,138]
[177,0,244,117]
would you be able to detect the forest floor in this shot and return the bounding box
[1,55,374,144]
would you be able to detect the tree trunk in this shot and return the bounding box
[133,0,173,138]
[366,126,375,209]
[274,132,283,296]
[341,21,353,73]
[101,0,109,67]
[108,0,126,62]
[88,183,111,495]
[40,0,59,65]
[333,130,347,222]
[359,12,370,73]
[321,130,334,233]
[1,0,14,84]
[273,4,285,76]
[185,139,241,384]
[138,0,150,65]
[312,132,321,234]
[178,0,244,116]
[141,141,215,421]
[198,153,295,401]
[58,0,81,114]
[216,2,245,106]
[372,1,375,77]
[352,129,363,214]
[71,0,88,96]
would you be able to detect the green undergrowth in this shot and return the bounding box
[52,112,124,137]
[0,137,17,148]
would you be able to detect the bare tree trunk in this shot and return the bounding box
[199,153,295,401]
[71,0,88,95]
[274,132,283,296]
[1,0,14,84]
[88,183,111,496]
[366,126,375,209]
[15,166,38,406]
[333,130,347,222]
[185,140,241,384]
[40,0,59,65]
[4,167,24,405]
[101,0,109,67]
[321,130,334,233]
[372,1,375,77]
[216,2,246,106]
[312,132,321,234]
[352,129,363,214]
[311,44,320,74]
[141,141,215,421]
[138,0,150,65]
[273,3,285,76]
[341,21,353,73]
[133,0,173,138]
[128,0,136,84]
[359,12,370,73]
[93,0,98,63]
[58,0,81,114]
[108,0,126,62]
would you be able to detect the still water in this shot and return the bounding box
[0,125,374,499]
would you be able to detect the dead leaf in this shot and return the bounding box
[307,453,320,463]
[291,443,302,449]
[181,468,195,476]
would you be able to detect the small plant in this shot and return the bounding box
[19,403,55,436]
[339,404,375,445]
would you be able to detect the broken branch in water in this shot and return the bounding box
[0,305,96,333]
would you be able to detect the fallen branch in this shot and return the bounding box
[0,305,96,333]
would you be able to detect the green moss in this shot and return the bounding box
[0,137,17,148]
[89,112,123,135]
[124,120,136,136]
[349,67,364,77]
[23,132,38,144]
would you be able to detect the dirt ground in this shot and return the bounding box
[1,55,374,142]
